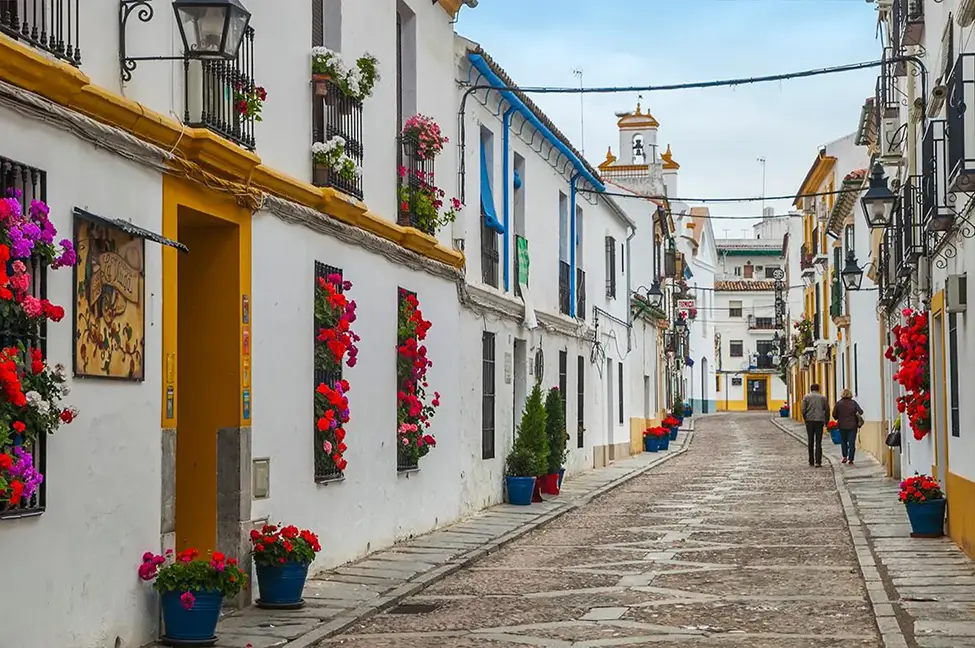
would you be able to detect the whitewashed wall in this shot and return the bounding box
[78,0,460,234]
[0,106,165,648]
[250,213,463,570]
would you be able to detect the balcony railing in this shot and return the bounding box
[312,79,364,200]
[800,244,815,271]
[559,261,570,316]
[576,268,586,320]
[397,134,436,235]
[830,280,844,319]
[921,119,955,235]
[748,316,776,330]
[899,0,924,47]
[184,27,256,151]
[0,0,80,66]
[893,176,924,279]
[947,54,975,193]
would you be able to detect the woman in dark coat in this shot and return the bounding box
[833,389,864,466]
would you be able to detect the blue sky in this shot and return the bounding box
[455,0,881,234]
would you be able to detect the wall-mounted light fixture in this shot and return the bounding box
[119,0,251,83]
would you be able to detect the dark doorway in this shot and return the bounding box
[747,378,768,411]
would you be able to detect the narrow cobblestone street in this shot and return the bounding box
[327,414,880,647]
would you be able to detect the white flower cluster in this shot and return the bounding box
[312,136,361,181]
[311,47,376,100]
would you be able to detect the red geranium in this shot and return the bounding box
[643,426,670,438]
[898,473,943,504]
[886,308,930,440]
[249,522,321,566]
[396,290,439,465]
[662,416,679,428]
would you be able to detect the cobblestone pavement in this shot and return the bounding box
[190,423,694,648]
[774,417,975,648]
[326,413,882,647]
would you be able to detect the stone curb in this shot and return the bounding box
[291,429,696,647]
[769,417,910,648]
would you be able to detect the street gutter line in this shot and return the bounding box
[291,426,697,647]
[770,417,911,648]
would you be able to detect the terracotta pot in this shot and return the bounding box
[312,162,329,187]
[312,74,331,97]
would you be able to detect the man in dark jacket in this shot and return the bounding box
[801,384,829,467]
[833,389,864,466]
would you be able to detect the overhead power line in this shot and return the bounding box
[580,185,865,204]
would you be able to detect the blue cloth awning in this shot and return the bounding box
[481,139,504,233]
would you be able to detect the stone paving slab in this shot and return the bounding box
[772,416,975,648]
[153,425,696,648]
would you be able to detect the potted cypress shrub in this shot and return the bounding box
[138,548,247,646]
[251,523,322,609]
[518,382,549,503]
[504,445,537,506]
[899,474,946,538]
[542,386,568,495]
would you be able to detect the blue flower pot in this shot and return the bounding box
[506,476,536,506]
[906,498,946,537]
[830,429,842,445]
[644,436,660,453]
[660,436,670,451]
[669,426,678,441]
[256,561,309,608]
[558,467,565,489]
[160,590,222,645]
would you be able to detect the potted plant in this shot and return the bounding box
[138,548,247,645]
[541,386,567,495]
[395,291,440,468]
[0,446,42,505]
[504,445,537,506]
[779,403,790,418]
[899,473,946,538]
[397,166,462,235]
[827,420,842,445]
[643,426,666,453]
[234,82,267,122]
[250,523,322,609]
[401,114,449,160]
[662,415,680,441]
[312,137,360,188]
[311,48,379,101]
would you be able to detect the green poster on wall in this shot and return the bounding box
[516,236,529,285]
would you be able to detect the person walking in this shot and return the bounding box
[801,383,829,467]
[833,388,864,466]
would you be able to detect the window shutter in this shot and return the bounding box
[312,0,324,47]
[605,236,616,298]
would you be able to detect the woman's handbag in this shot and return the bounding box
[885,430,901,447]
[856,413,865,429]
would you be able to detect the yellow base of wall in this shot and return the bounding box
[947,471,975,559]
[856,422,886,467]
[630,418,648,456]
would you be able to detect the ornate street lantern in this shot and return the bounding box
[647,280,664,309]
[861,162,896,229]
[841,250,865,291]
[173,0,252,59]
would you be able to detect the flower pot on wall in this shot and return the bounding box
[905,499,946,538]
[644,436,660,453]
[506,476,535,506]
[669,427,678,441]
[160,590,222,646]
[660,435,670,451]
[256,561,309,609]
[312,73,332,98]
[539,473,561,496]
[312,162,329,187]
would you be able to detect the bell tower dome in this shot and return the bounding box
[616,98,660,165]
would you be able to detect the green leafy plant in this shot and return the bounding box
[513,382,548,476]
[311,48,379,101]
[544,387,567,474]
[249,523,322,566]
[138,548,247,608]
[504,445,536,478]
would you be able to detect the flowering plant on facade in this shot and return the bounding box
[311,48,380,101]
[138,548,247,609]
[793,317,814,352]
[0,346,76,447]
[0,446,42,505]
[397,167,461,235]
[314,273,358,474]
[885,308,930,440]
[312,137,360,183]
[898,473,943,504]
[643,425,669,439]
[396,290,439,465]
[234,83,267,122]
[249,523,321,566]
[843,168,868,184]
[401,114,448,160]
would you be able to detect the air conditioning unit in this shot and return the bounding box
[817,200,828,221]
[947,274,968,313]
[880,115,904,162]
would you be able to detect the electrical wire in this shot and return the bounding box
[580,185,866,204]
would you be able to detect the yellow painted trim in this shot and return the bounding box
[161,175,252,427]
[438,0,463,17]
[793,154,837,208]
[0,34,465,270]
[947,471,975,558]
[931,291,949,483]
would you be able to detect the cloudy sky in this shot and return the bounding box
[455,0,881,235]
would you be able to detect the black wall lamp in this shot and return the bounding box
[119,0,251,83]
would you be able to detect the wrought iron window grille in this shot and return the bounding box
[313,261,345,483]
[396,288,420,472]
[0,155,48,519]
[397,135,436,235]
[312,79,364,200]
[558,261,571,316]
[0,0,80,66]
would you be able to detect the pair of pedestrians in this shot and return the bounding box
[800,385,863,467]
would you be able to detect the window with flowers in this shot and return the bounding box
[313,263,359,482]
[0,157,78,518]
[886,308,930,440]
[396,288,440,471]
